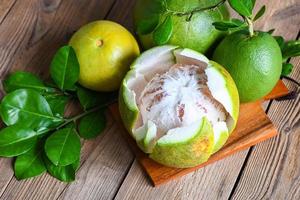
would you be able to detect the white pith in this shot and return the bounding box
[123,46,235,152]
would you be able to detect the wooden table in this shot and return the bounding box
[0,0,299,199]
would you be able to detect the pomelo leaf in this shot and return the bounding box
[228,0,252,17]
[153,15,173,45]
[136,15,159,35]
[78,110,106,139]
[3,71,55,94]
[213,19,245,31]
[14,142,46,180]
[0,125,37,157]
[44,93,69,117]
[282,40,300,60]
[281,63,293,76]
[77,86,117,110]
[267,29,275,34]
[274,36,285,51]
[253,5,266,21]
[44,128,81,166]
[0,89,63,131]
[50,46,80,91]
[43,153,79,182]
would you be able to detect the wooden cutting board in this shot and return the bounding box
[109,80,289,187]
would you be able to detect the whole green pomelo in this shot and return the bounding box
[213,31,282,103]
[134,0,229,54]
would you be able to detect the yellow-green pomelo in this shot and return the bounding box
[70,20,140,91]
[119,46,239,168]
[213,31,282,103]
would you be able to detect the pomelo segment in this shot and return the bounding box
[119,46,239,168]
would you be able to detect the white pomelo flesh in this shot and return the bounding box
[119,46,239,168]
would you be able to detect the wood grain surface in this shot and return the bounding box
[0,0,299,200]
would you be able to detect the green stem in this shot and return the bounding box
[246,17,254,37]
[56,100,117,130]
[165,0,226,18]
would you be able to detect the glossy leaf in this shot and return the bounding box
[253,5,266,21]
[78,110,106,139]
[50,46,80,91]
[213,19,245,31]
[228,0,252,17]
[77,86,117,110]
[43,154,79,182]
[281,63,293,76]
[44,93,69,116]
[14,142,46,180]
[267,29,275,34]
[3,71,55,94]
[282,40,300,60]
[0,125,36,157]
[44,128,81,166]
[136,15,159,35]
[0,89,63,131]
[274,36,285,50]
[153,15,173,45]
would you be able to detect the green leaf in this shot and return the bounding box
[228,0,253,17]
[0,89,63,131]
[3,71,55,94]
[267,29,275,34]
[14,142,46,180]
[78,110,106,139]
[253,5,266,21]
[77,86,117,110]
[274,36,285,50]
[153,15,173,45]
[0,125,36,157]
[44,128,81,166]
[282,40,300,60]
[281,63,293,76]
[213,19,245,31]
[50,46,80,91]
[136,15,159,35]
[43,154,79,182]
[44,93,69,116]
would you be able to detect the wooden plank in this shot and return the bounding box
[113,0,300,198]
[0,0,129,199]
[230,58,300,199]
[0,0,16,25]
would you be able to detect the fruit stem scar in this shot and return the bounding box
[96,39,104,47]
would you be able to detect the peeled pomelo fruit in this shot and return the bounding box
[213,31,282,103]
[119,46,239,168]
[69,20,140,91]
[133,0,229,54]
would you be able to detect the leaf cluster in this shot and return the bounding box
[0,46,115,182]
[213,0,300,76]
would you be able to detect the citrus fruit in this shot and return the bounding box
[213,31,282,102]
[119,45,239,168]
[69,20,140,91]
[134,0,229,54]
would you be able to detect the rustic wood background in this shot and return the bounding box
[0,0,299,199]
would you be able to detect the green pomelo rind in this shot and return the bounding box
[150,118,214,168]
[213,31,282,103]
[134,0,230,53]
[208,61,240,131]
[119,46,240,168]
